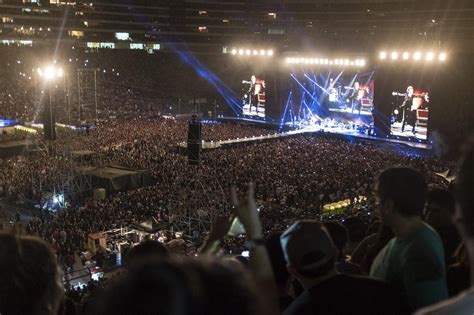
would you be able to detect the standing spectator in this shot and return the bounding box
[323,221,362,275]
[416,139,474,314]
[425,188,461,265]
[370,167,448,310]
[264,232,294,311]
[342,216,367,257]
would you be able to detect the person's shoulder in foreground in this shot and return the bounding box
[415,288,474,315]
[284,273,411,315]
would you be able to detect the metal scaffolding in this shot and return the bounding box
[77,68,99,123]
[36,132,94,208]
[169,170,229,236]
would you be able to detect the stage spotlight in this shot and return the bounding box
[245,49,251,55]
[413,52,421,61]
[335,59,340,65]
[426,52,434,61]
[402,52,410,60]
[439,52,446,61]
[360,59,366,66]
[390,52,398,60]
[260,50,266,56]
[267,50,274,56]
[315,59,320,64]
[344,59,350,66]
[231,48,237,55]
[310,58,315,64]
[304,58,309,64]
[253,50,258,55]
[329,60,333,65]
[323,59,329,64]
[238,49,244,55]
[350,61,354,66]
[355,60,360,66]
[379,51,387,59]
[285,57,291,63]
[319,58,324,64]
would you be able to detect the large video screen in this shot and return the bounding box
[216,60,272,119]
[241,74,266,118]
[286,69,375,134]
[389,85,430,140]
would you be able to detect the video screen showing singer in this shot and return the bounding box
[242,75,266,118]
[391,85,430,139]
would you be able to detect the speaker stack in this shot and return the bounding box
[43,99,56,141]
[187,117,202,165]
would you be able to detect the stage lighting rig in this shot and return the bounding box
[379,50,446,63]
[224,46,274,58]
[285,56,366,68]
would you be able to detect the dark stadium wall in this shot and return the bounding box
[428,56,474,154]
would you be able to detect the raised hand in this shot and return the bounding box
[231,183,262,239]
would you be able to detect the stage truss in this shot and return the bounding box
[169,170,229,236]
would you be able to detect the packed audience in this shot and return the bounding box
[2,115,472,314]
[0,48,224,122]
[2,48,474,315]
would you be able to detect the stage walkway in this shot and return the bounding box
[179,121,432,152]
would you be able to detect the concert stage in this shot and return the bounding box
[180,117,432,154]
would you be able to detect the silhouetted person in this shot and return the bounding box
[425,188,461,265]
[0,233,64,315]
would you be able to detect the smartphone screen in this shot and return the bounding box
[227,216,245,236]
[227,208,261,237]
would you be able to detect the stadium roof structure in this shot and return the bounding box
[0,0,473,53]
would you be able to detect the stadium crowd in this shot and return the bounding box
[1,115,472,314]
[1,48,474,315]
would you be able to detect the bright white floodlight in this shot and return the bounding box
[38,65,63,80]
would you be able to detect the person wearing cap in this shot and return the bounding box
[370,167,448,310]
[281,220,410,315]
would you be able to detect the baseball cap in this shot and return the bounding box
[280,220,337,272]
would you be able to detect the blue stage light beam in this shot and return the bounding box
[304,74,330,95]
[291,74,318,102]
[279,91,293,129]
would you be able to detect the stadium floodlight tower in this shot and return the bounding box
[37,65,64,141]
